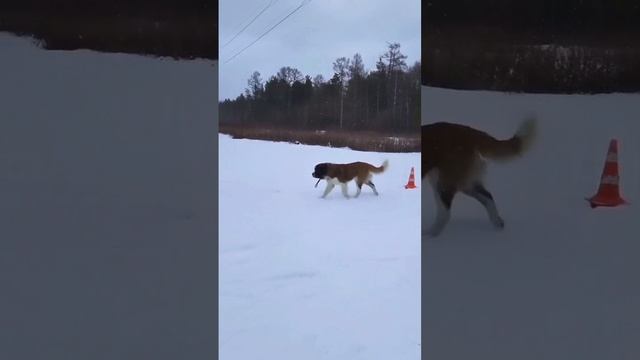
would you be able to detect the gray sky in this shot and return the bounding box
[219,0,421,101]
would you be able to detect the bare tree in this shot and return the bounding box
[382,42,408,123]
[276,66,303,85]
[374,56,386,116]
[275,66,303,110]
[246,71,263,99]
[349,53,366,79]
[332,57,350,129]
[349,53,366,127]
[313,74,325,88]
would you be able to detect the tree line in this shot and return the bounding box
[220,43,421,133]
[423,0,640,92]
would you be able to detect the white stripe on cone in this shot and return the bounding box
[600,175,619,185]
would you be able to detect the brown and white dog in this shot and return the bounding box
[312,160,389,199]
[422,118,536,236]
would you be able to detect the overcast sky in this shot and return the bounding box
[218,0,421,101]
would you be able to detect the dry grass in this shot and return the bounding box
[219,124,420,153]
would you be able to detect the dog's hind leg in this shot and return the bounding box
[355,180,363,198]
[366,180,379,196]
[462,182,504,229]
[426,186,455,237]
[321,183,335,198]
[340,183,350,199]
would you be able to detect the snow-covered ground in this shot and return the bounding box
[0,33,217,358]
[219,135,421,359]
[422,86,640,359]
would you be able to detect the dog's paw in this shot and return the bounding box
[424,226,443,238]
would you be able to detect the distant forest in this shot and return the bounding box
[0,0,217,60]
[220,43,421,134]
[423,0,640,93]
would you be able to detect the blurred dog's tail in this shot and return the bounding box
[371,159,389,173]
[477,117,537,161]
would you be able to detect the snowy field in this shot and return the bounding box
[219,135,421,359]
[0,33,217,358]
[422,86,640,359]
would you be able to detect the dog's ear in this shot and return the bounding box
[313,163,328,178]
[318,163,328,176]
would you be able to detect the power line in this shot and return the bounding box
[221,0,278,49]
[223,0,311,64]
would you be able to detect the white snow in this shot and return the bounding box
[219,135,421,359]
[422,86,640,359]
[0,33,217,358]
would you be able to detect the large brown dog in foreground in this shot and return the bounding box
[312,160,389,199]
[422,118,536,236]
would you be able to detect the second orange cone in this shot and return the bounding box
[404,167,417,189]
[586,139,628,208]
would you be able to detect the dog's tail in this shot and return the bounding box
[477,116,537,161]
[371,159,389,174]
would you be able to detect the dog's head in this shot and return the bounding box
[312,163,329,179]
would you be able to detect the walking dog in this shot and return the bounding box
[422,118,536,236]
[312,160,389,199]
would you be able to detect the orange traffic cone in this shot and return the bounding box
[586,139,629,208]
[404,167,417,189]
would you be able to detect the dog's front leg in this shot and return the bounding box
[340,183,350,199]
[425,174,455,237]
[426,188,454,237]
[321,183,335,198]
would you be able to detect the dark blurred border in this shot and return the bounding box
[0,2,219,360]
[422,0,640,93]
[0,0,218,60]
